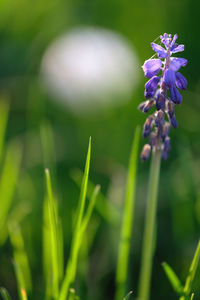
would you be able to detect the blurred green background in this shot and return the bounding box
[0,0,200,299]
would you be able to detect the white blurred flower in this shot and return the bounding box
[41,27,140,114]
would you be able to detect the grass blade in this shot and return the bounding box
[8,223,32,296]
[0,99,9,162]
[59,137,91,300]
[123,291,133,300]
[68,288,80,300]
[115,126,140,300]
[183,241,200,296]
[190,293,194,300]
[0,141,22,244]
[70,168,120,225]
[45,168,62,299]
[80,184,100,238]
[162,262,183,294]
[0,288,12,300]
[138,147,161,300]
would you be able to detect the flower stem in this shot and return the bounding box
[138,148,161,300]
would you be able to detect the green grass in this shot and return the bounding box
[0,104,200,300]
[163,241,200,300]
[115,126,140,300]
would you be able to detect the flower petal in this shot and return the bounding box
[151,43,168,58]
[142,59,162,78]
[164,69,176,87]
[175,72,187,90]
[160,33,172,48]
[170,34,178,47]
[170,57,188,72]
[169,86,182,104]
[169,115,178,128]
[144,76,160,98]
[171,44,184,53]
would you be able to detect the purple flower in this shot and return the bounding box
[155,91,165,110]
[169,86,182,104]
[171,44,184,53]
[139,33,187,161]
[145,76,160,98]
[169,115,178,128]
[175,72,187,90]
[151,43,168,58]
[142,59,162,78]
[170,57,187,72]
[163,69,176,87]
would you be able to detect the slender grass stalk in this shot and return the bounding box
[45,169,60,299]
[162,241,200,300]
[8,223,32,295]
[59,138,91,300]
[0,288,12,300]
[138,148,161,300]
[70,168,120,225]
[115,126,140,300]
[0,99,9,162]
[180,240,200,300]
[0,141,22,245]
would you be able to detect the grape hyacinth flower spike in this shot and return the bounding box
[139,33,188,161]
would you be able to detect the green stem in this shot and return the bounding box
[138,149,161,300]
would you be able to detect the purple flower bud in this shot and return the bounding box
[141,144,151,161]
[166,100,174,118]
[149,132,157,147]
[138,101,146,111]
[144,76,160,98]
[162,151,168,160]
[161,122,170,139]
[169,86,182,104]
[163,68,176,87]
[155,110,164,127]
[143,100,154,113]
[138,100,154,113]
[175,72,187,90]
[151,43,168,58]
[143,115,154,137]
[163,136,171,152]
[155,91,165,110]
[142,59,162,78]
[169,115,178,128]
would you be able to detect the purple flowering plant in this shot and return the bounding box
[139,33,188,161]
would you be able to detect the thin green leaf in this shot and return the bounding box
[45,168,62,299]
[0,99,9,162]
[162,262,183,295]
[0,141,22,243]
[190,293,194,300]
[80,184,100,238]
[8,223,32,296]
[123,291,133,300]
[70,168,120,225]
[183,241,200,296]
[68,288,80,300]
[59,137,91,300]
[115,126,140,300]
[0,287,12,300]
